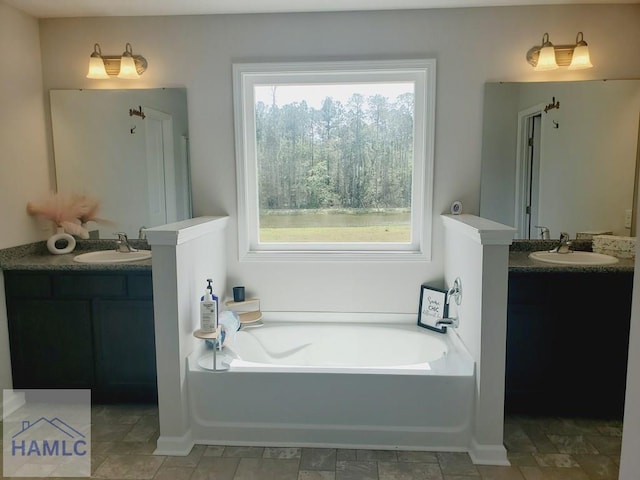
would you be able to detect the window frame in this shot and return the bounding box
[232,59,436,262]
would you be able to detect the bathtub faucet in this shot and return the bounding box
[436,277,462,331]
[435,317,459,330]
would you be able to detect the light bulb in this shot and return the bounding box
[569,33,593,70]
[117,43,140,79]
[86,44,109,79]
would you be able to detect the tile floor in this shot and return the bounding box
[2,404,624,479]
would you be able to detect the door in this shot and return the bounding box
[525,114,542,239]
[515,105,545,239]
[144,108,176,227]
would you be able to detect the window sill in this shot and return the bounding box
[239,249,431,262]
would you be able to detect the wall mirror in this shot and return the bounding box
[50,88,191,239]
[480,80,640,240]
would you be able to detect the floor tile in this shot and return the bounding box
[92,423,133,442]
[539,419,595,436]
[93,454,165,479]
[476,465,525,480]
[301,448,337,471]
[503,425,537,453]
[163,444,205,467]
[336,460,378,480]
[356,450,398,462]
[506,453,537,467]
[92,454,108,474]
[532,453,579,468]
[595,426,623,437]
[436,452,477,476]
[337,450,358,461]
[521,425,558,453]
[192,456,239,480]
[519,466,590,480]
[107,441,158,455]
[378,461,443,479]
[222,446,265,458]
[573,454,619,480]
[585,436,622,455]
[233,457,299,480]
[546,435,598,454]
[203,445,225,457]
[397,451,439,463]
[153,465,195,480]
[299,471,336,480]
[264,447,302,459]
[123,424,159,443]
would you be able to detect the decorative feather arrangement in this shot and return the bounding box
[27,193,110,239]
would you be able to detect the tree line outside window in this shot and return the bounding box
[255,88,415,214]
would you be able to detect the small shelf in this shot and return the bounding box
[224,298,260,308]
[225,297,262,324]
[238,311,262,324]
[193,328,220,340]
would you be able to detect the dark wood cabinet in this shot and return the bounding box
[5,271,157,403]
[8,300,94,389]
[93,300,156,402]
[506,271,633,418]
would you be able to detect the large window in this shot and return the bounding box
[233,60,435,261]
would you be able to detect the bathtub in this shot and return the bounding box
[187,316,475,451]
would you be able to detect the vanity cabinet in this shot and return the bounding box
[5,271,157,403]
[506,270,633,418]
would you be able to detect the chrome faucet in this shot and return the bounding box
[435,317,459,329]
[138,226,147,240]
[435,277,462,331]
[551,232,572,254]
[115,232,138,253]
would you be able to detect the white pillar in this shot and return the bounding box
[146,216,228,455]
[441,214,515,465]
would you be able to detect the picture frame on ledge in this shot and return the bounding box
[417,284,448,333]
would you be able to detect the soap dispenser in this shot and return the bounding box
[200,279,219,333]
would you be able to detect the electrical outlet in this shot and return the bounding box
[625,209,633,229]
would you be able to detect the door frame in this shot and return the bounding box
[514,103,546,239]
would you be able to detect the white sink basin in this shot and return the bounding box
[528,250,618,265]
[73,250,152,264]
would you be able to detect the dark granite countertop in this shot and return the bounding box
[509,240,635,273]
[0,240,152,272]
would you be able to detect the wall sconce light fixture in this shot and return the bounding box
[526,32,593,71]
[86,43,148,79]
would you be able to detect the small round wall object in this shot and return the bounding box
[450,200,463,215]
[46,227,76,255]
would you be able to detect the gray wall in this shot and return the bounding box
[37,5,640,313]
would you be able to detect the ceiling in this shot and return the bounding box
[6,0,638,18]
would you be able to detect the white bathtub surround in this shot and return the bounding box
[188,317,475,450]
[441,214,516,465]
[146,216,229,455]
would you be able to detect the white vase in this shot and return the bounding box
[46,226,77,255]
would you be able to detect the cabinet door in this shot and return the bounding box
[7,300,94,389]
[93,300,157,402]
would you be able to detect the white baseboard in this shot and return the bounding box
[2,390,25,419]
[468,438,510,465]
[154,430,194,456]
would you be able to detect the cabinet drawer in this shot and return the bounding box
[4,273,52,298]
[128,274,153,298]
[54,274,127,298]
